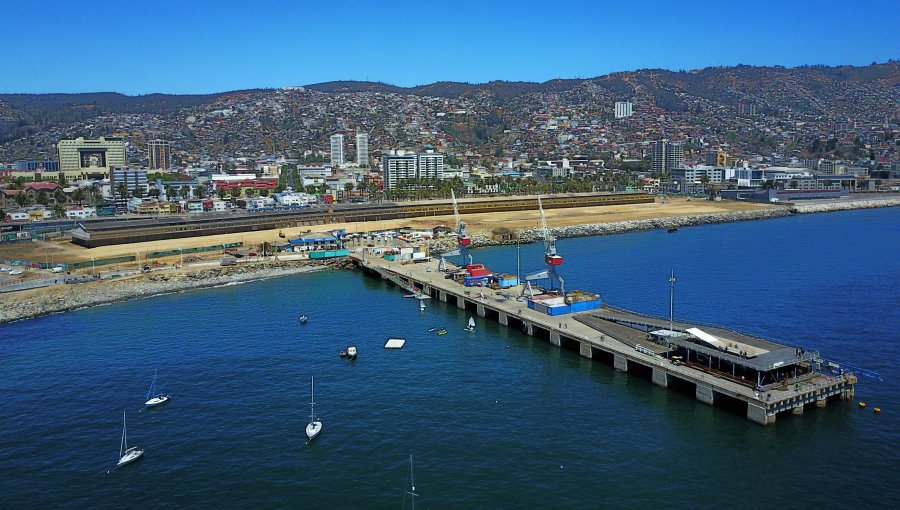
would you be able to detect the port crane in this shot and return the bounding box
[441,189,473,268]
[521,195,565,297]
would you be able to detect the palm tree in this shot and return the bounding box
[14,193,31,208]
[260,241,273,257]
[217,187,227,200]
[52,203,66,219]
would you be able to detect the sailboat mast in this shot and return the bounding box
[408,454,417,510]
[120,411,126,457]
[310,376,315,422]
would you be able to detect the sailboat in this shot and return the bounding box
[144,369,170,407]
[116,410,144,468]
[465,316,475,332]
[305,376,322,441]
[404,454,419,509]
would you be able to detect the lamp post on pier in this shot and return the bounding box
[668,269,676,334]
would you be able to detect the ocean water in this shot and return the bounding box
[1,208,898,509]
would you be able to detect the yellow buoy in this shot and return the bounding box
[874,408,881,414]
[859,402,866,409]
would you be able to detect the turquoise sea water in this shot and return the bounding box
[1,208,899,508]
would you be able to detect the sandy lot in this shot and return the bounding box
[0,198,773,265]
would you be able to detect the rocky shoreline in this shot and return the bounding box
[0,259,351,325]
[789,197,900,214]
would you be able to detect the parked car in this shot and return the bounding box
[9,269,24,275]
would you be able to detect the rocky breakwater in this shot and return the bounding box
[790,197,900,214]
[0,258,352,324]
[514,208,792,242]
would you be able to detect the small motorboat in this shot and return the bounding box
[339,349,348,358]
[667,227,678,233]
[437,328,448,336]
[427,327,437,332]
[299,315,308,324]
[346,346,358,359]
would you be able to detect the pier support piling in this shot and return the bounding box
[792,405,805,415]
[614,355,629,373]
[579,342,593,359]
[549,331,561,347]
[498,312,509,326]
[816,398,827,408]
[652,368,670,388]
[747,403,776,425]
[477,304,486,318]
[695,384,717,406]
[457,297,466,310]
[439,290,447,303]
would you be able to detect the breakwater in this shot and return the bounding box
[0,259,349,324]
[790,197,900,213]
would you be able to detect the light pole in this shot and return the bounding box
[668,269,676,334]
[91,257,95,278]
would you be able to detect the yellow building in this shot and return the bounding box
[57,137,127,180]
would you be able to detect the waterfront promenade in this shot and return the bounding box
[352,251,857,425]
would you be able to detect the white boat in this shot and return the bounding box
[116,410,144,468]
[419,299,426,312]
[144,369,170,407]
[305,376,322,441]
[299,315,308,324]
[465,316,475,332]
[346,346,358,359]
[405,454,419,509]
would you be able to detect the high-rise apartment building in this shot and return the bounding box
[110,167,149,213]
[57,136,127,179]
[382,151,418,189]
[148,139,172,170]
[651,139,684,174]
[417,151,444,180]
[614,101,633,119]
[330,134,345,167]
[356,133,369,166]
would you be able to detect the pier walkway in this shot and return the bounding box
[351,252,856,426]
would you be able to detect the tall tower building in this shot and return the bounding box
[651,139,684,174]
[356,133,369,167]
[330,134,345,167]
[614,101,633,119]
[382,150,418,189]
[148,139,171,170]
[417,151,444,180]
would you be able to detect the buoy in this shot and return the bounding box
[858,402,866,409]
[874,408,881,414]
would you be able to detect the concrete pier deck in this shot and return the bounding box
[351,252,857,426]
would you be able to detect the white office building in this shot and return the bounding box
[356,133,369,166]
[615,101,633,119]
[330,134,345,167]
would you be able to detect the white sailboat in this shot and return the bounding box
[116,410,144,468]
[405,454,419,509]
[465,316,475,332]
[144,369,170,407]
[305,376,322,441]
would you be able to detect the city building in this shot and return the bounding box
[614,101,633,119]
[110,168,148,213]
[148,139,172,170]
[417,151,444,180]
[356,132,369,166]
[382,151,418,189]
[16,159,59,172]
[330,134,345,167]
[57,137,126,180]
[651,139,684,174]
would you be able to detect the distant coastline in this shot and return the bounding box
[1,197,897,326]
[0,259,348,325]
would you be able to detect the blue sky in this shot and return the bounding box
[1,0,897,95]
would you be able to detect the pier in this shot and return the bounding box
[351,252,857,426]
